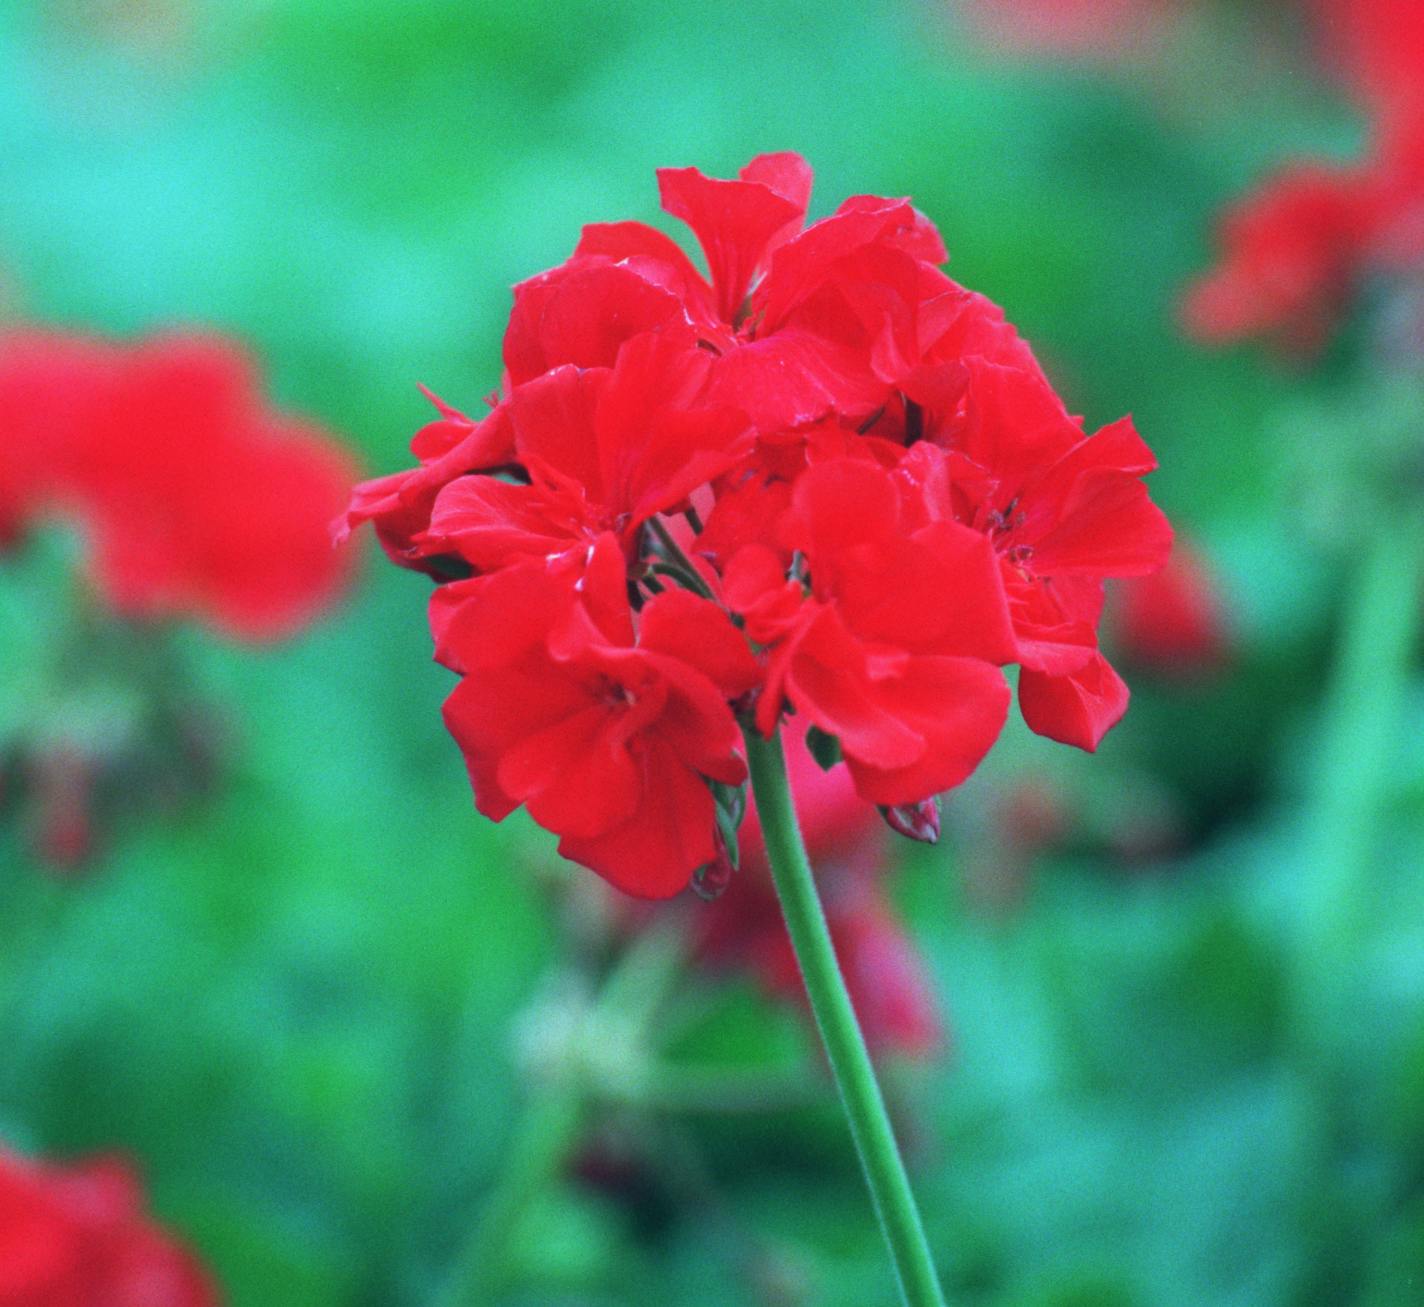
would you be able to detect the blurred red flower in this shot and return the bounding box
[0,1146,219,1307]
[1185,0,1424,353]
[0,329,357,640]
[1316,0,1424,126]
[1181,163,1375,356]
[1113,541,1229,676]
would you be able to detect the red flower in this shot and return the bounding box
[1181,163,1376,355]
[336,390,516,574]
[1317,0,1424,126]
[0,1146,219,1306]
[728,454,1016,806]
[0,330,357,640]
[1185,3,1424,353]
[62,335,357,639]
[537,154,963,430]
[347,152,1171,892]
[0,331,114,549]
[419,331,752,580]
[436,550,759,897]
[1112,539,1228,675]
[903,361,1173,749]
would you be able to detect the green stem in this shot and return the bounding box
[743,724,948,1307]
[647,517,713,599]
[1294,523,1424,1050]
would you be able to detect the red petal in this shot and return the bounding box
[1018,652,1130,751]
[500,703,644,840]
[593,331,755,521]
[784,608,926,771]
[639,589,761,698]
[658,158,809,322]
[841,654,1010,805]
[503,259,691,385]
[507,364,607,497]
[557,735,718,899]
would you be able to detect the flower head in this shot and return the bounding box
[346,153,1171,895]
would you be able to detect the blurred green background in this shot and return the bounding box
[3,1,1424,1303]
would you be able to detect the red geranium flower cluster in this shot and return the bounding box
[0,329,356,640]
[345,153,1171,898]
[0,1146,219,1306]
[1184,0,1424,353]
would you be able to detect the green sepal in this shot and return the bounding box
[805,725,843,771]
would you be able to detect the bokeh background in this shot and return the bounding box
[3,1,1423,1303]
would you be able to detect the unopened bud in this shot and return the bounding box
[692,829,736,901]
[879,796,941,845]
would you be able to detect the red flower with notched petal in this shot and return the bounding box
[345,150,1172,891]
[0,1145,220,1307]
[336,389,514,575]
[419,331,752,581]
[436,547,758,897]
[727,455,1016,806]
[549,154,970,430]
[903,361,1173,749]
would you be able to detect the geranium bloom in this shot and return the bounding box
[512,153,967,431]
[1,327,357,871]
[901,361,1173,748]
[1182,163,1376,355]
[1113,539,1228,675]
[0,1146,219,1306]
[435,548,759,897]
[347,152,1170,896]
[419,331,752,583]
[1185,1,1424,353]
[0,329,357,640]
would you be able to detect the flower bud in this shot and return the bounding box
[878,796,941,845]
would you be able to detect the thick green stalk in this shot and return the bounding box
[743,724,948,1307]
[1295,522,1424,1049]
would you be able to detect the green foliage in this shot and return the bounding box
[2,2,1422,1304]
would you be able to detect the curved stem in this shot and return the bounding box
[743,724,948,1307]
[647,517,713,599]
